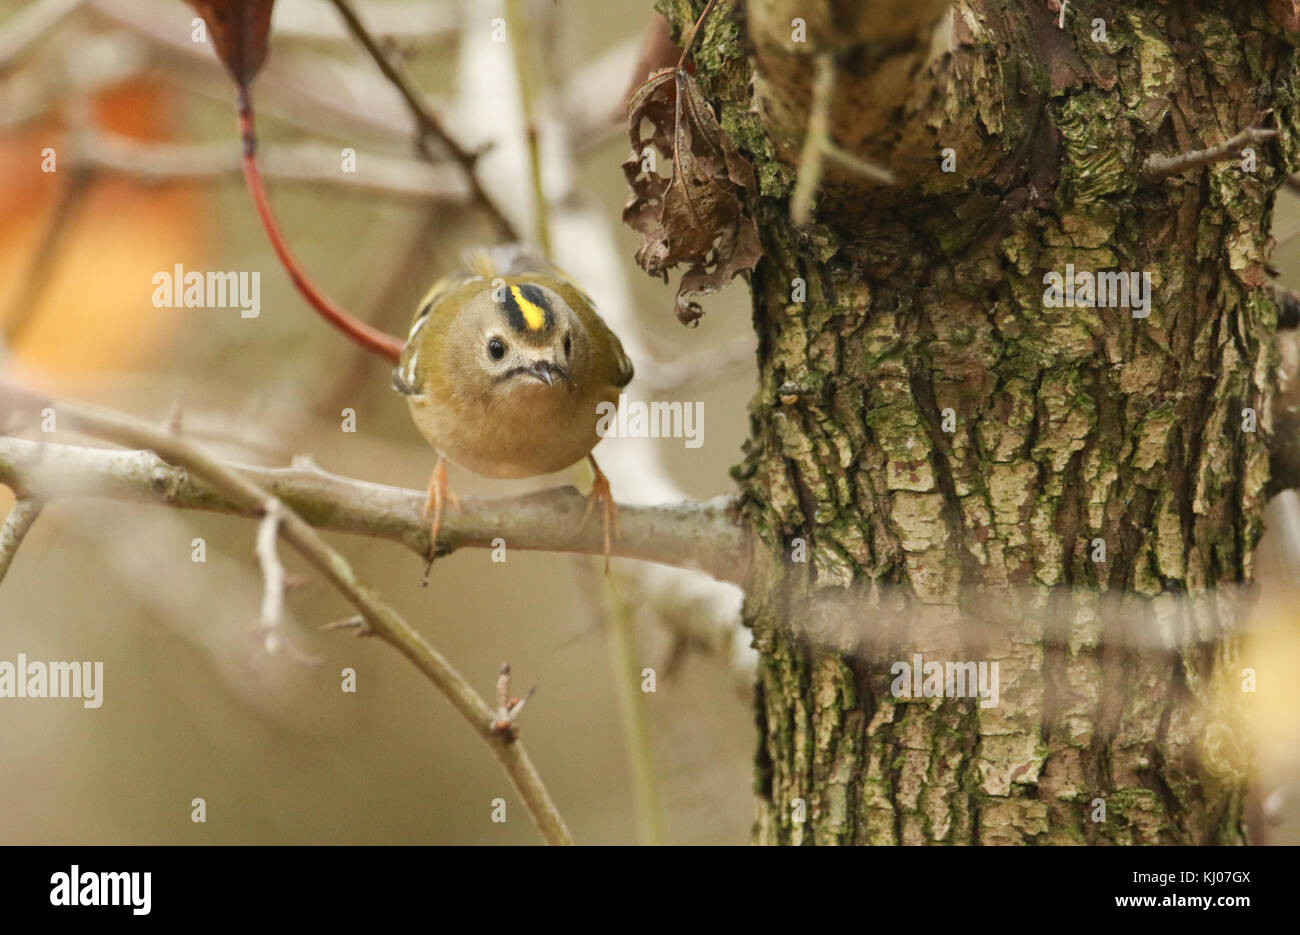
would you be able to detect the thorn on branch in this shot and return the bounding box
[822,143,897,186]
[166,396,184,435]
[0,409,751,584]
[255,497,320,666]
[492,663,536,741]
[0,384,573,843]
[321,615,374,637]
[284,571,315,592]
[256,498,286,642]
[280,639,325,668]
[1141,127,1277,183]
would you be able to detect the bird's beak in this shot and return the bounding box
[526,360,564,386]
[392,368,416,396]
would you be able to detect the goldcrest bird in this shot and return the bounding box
[392,246,634,567]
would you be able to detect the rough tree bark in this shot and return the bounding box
[650,0,1300,844]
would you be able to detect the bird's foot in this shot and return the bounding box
[582,454,619,573]
[422,455,461,558]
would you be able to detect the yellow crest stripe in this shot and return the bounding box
[510,285,547,330]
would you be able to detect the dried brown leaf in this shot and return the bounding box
[622,67,762,325]
[187,0,276,89]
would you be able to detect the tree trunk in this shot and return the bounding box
[656,0,1299,844]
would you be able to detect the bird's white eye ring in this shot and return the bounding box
[488,336,506,360]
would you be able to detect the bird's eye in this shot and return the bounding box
[488,337,506,360]
[563,333,572,357]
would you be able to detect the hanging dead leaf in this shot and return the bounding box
[186,0,276,89]
[622,67,762,325]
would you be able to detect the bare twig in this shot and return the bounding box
[0,497,42,587]
[1142,127,1277,182]
[790,52,835,228]
[326,0,517,241]
[1270,491,1300,578]
[0,0,83,71]
[313,205,446,426]
[676,0,722,70]
[0,387,572,845]
[791,53,895,227]
[320,614,372,636]
[0,436,748,584]
[623,566,752,695]
[70,127,468,201]
[274,0,455,44]
[496,663,512,711]
[2,167,93,346]
[505,0,550,255]
[578,559,665,844]
[85,0,418,141]
[823,142,898,184]
[255,498,286,645]
[642,333,755,393]
[491,663,535,740]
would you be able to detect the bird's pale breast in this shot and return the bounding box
[406,382,615,479]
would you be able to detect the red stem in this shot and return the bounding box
[676,0,720,70]
[237,92,403,364]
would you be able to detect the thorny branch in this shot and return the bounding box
[0,435,749,585]
[326,0,517,241]
[0,386,572,845]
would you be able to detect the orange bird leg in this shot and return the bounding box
[422,455,459,554]
[583,453,619,572]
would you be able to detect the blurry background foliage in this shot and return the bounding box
[0,0,754,845]
[0,0,1297,844]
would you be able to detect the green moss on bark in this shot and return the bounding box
[657,0,1295,845]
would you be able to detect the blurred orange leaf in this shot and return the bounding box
[0,81,207,382]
